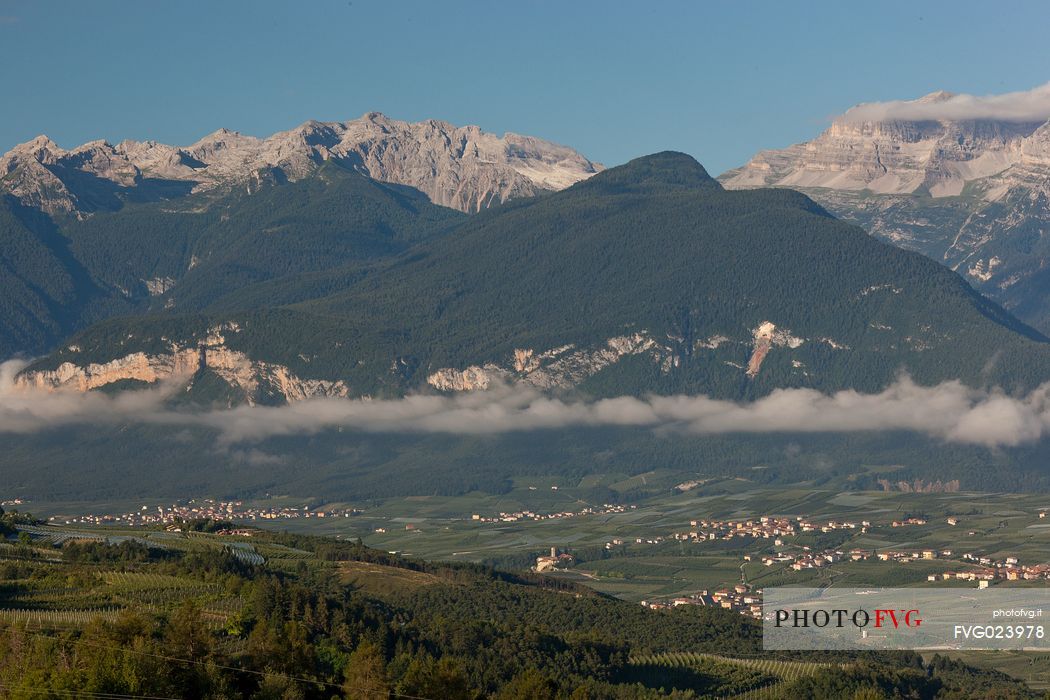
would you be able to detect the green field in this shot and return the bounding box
[27,482,1050,593]
[236,482,1050,585]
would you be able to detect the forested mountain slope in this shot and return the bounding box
[24,152,1050,402]
[3,519,1032,698]
[0,114,596,360]
[0,162,463,359]
[0,194,146,358]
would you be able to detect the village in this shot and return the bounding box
[471,502,635,524]
[533,509,1050,620]
[756,544,1050,582]
[48,499,362,527]
[640,585,764,619]
[672,513,930,542]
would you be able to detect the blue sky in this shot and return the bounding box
[2,0,1049,175]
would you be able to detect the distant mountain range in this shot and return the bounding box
[15,151,1050,405]
[721,89,1050,332]
[0,113,602,216]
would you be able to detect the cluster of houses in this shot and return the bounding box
[612,510,1050,616]
[671,515,877,543]
[642,584,763,619]
[50,499,361,527]
[926,554,1050,584]
[473,503,634,524]
[162,525,256,536]
[607,513,887,551]
[762,547,944,570]
[634,551,1050,620]
[750,542,1050,587]
[876,549,948,562]
[891,517,929,527]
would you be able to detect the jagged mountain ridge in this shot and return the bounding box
[0,114,599,359]
[0,112,602,216]
[21,152,1050,403]
[720,90,1050,331]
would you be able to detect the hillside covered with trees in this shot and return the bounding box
[29,152,1050,401]
[0,518,1037,699]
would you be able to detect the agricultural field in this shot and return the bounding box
[226,481,1050,593]
[23,481,1050,597]
[0,528,256,633]
[629,652,841,699]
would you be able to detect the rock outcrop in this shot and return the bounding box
[21,320,848,400]
[17,349,202,392]
[17,325,349,404]
[427,334,660,392]
[721,96,1044,199]
[745,322,804,378]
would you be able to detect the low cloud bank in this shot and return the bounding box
[842,83,1050,123]
[2,360,1049,448]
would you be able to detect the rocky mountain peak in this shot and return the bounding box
[361,111,393,124]
[0,115,602,215]
[4,135,63,163]
[189,127,253,151]
[720,87,1050,334]
[722,92,1049,199]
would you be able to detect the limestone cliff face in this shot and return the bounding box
[426,365,508,392]
[426,326,842,391]
[426,334,660,392]
[720,92,1044,199]
[17,329,349,404]
[18,322,851,400]
[0,114,602,216]
[17,349,202,392]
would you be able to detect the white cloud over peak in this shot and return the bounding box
[841,83,1050,124]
